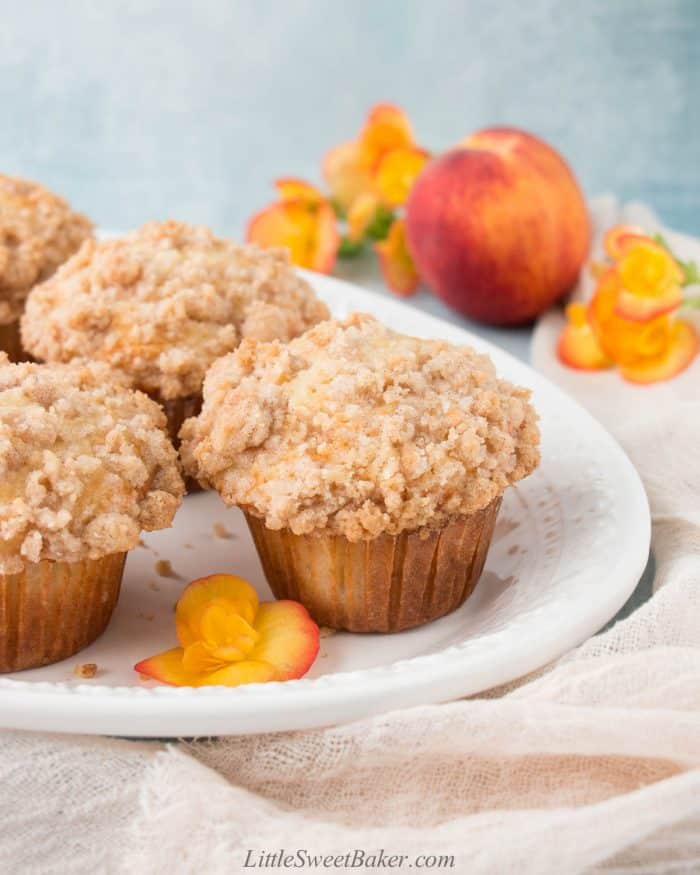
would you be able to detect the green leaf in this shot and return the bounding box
[681,295,700,310]
[366,205,395,242]
[652,232,700,286]
[330,199,346,220]
[682,260,700,286]
[338,236,366,258]
[652,232,670,250]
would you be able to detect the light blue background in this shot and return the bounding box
[1,0,698,238]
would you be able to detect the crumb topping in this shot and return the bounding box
[0,175,93,325]
[180,313,540,540]
[0,355,184,573]
[21,220,330,399]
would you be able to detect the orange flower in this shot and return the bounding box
[615,240,683,321]
[374,147,429,209]
[322,104,426,215]
[618,320,698,384]
[135,574,320,687]
[558,267,697,384]
[558,224,698,384]
[603,224,646,260]
[375,218,421,296]
[347,191,382,242]
[246,178,340,274]
[556,302,612,370]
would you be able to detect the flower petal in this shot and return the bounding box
[249,601,320,681]
[246,200,318,267]
[359,104,414,168]
[246,199,339,274]
[311,202,341,274]
[134,648,278,687]
[614,286,682,322]
[175,574,259,647]
[603,224,646,260]
[135,647,199,686]
[347,192,381,242]
[182,640,225,674]
[322,141,374,213]
[375,219,421,296]
[374,147,429,208]
[274,178,324,205]
[198,660,279,687]
[619,320,698,384]
[557,303,613,370]
[199,603,259,656]
[588,270,672,365]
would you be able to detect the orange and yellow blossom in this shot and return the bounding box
[246,178,340,274]
[557,228,698,385]
[375,218,421,297]
[135,574,320,687]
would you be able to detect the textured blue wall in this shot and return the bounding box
[1,0,698,235]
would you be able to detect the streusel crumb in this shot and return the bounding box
[21,220,330,399]
[0,175,93,325]
[0,355,184,573]
[74,663,98,679]
[180,313,540,540]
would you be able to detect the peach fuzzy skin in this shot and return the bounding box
[619,320,698,385]
[557,302,612,370]
[134,574,320,687]
[405,128,591,325]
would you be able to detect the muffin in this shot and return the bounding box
[180,313,540,633]
[21,220,330,448]
[0,355,184,671]
[0,174,93,361]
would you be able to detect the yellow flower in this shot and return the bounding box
[135,574,320,687]
[616,240,683,320]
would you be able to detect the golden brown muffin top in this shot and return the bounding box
[0,355,184,573]
[180,313,540,540]
[21,220,330,400]
[0,174,93,325]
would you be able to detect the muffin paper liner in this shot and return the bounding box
[0,319,25,363]
[0,552,126,673]
[153,393,203,492]
[245,497,502,633]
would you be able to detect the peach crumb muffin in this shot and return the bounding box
[0,355,184,671]
[20,220,330,447]
[181,313,540,632]
[0,175,93,361]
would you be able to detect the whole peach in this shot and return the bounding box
[405,128,590,325]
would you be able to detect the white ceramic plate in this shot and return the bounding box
[0,273,650,737]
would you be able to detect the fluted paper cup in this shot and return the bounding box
[154,393,203,492]
[0,552,126,672]
[246,497,502,633]
[0,320,24,362]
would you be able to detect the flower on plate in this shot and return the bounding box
[557,225,698,384]
[135,574,320,687]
